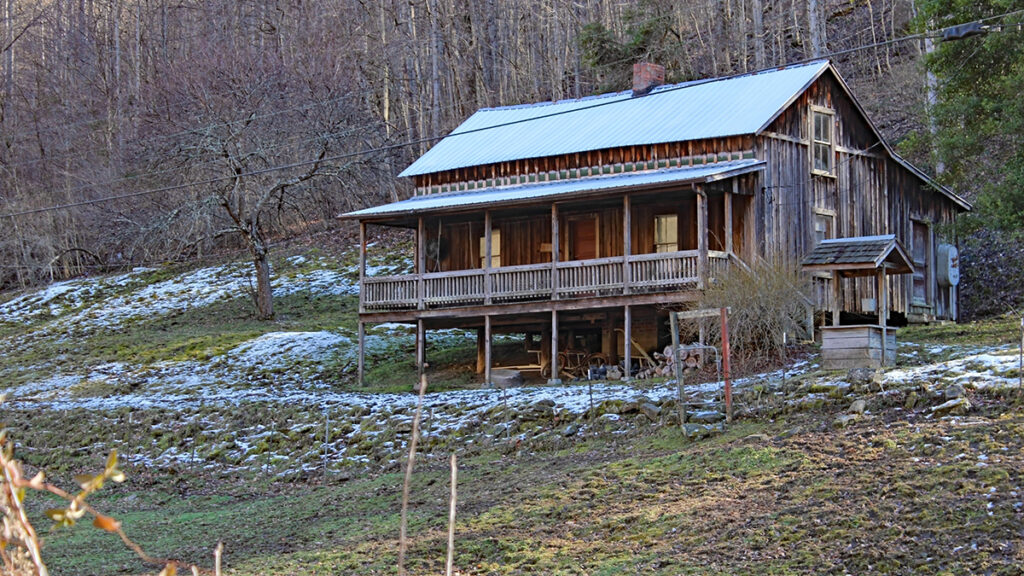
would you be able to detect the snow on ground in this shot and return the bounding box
[886,345,1020,390]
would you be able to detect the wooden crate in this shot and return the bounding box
[821,325,896,370]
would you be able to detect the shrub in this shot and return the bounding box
[687,257,813,363]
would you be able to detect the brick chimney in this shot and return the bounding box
[632,62,665,97]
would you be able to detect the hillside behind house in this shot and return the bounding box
[1,250,1022,574]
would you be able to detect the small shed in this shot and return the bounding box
[802,235,914,369]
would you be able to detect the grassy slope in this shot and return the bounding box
[6,259,1023,575]
[31,314,1024,575]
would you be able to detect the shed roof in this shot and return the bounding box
[801,235,914,277]
[399,61,829,178]
[344,159,764,221]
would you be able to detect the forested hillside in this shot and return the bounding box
[0,0,1020,316]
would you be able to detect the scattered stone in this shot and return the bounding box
[776,426,803,440]
[930,396,971,416]
[562,423,579,437]
[833,413,859,428]
[904,391,919,410]
[742,433,771,443]
[639,402,661,422]
[682,423,711,439]
[944,383,967,400]
[849,399,868,415]
[618,401,640,415]
[606,365,623,380]
[689,410,725,424]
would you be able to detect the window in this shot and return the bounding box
[812,209,835,246]
[654,214,678,253]
[479,228,501,268]
[811,108,834,175]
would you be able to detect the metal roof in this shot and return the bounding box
[344,159,764,220]
[399,61,830,177]
[802,235,914,277]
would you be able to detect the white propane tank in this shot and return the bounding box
[936,244,960,287]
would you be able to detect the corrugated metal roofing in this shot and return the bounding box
[802,235,914,276]
[399,61,829,178]
[344,159,764,219]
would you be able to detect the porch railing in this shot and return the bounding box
[362,249,733,311]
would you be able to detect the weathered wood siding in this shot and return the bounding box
[758,73,959,321]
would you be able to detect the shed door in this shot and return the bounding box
[912,221,929,305]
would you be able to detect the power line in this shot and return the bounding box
[2,12,1018,221]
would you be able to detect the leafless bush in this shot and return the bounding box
[687,257,813,364]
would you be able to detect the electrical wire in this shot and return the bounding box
[2,11,1019,221]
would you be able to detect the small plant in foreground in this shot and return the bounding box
[0,413,219,576]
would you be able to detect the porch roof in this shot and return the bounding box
[342,159,765,221]
[801,234,914,277]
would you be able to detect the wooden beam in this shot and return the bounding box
[476,328,485,374]
[358,321,366,386]
[359,221,367,313]
[417,319,426,377]
[725,184,734,255]
[484,210,492,305]
[550,310,560,384]
[832,272,841,326]
[623,194,632,295]
[697,187,708,289]
[357,290,703,324]
[417,217,426,310]
[878,268,887,366]
[551,204,560,300]
[624,304,632,381]
[485,315,492,385]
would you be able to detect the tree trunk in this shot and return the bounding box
[253,246,274,320]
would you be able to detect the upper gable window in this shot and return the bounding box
[811,108,835,176]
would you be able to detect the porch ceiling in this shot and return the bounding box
[342,159,764,223]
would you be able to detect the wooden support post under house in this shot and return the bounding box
[476,328,485,374]
[357,321,366,386]
[624,304,632,381]
[484,315,492,386]
[549,310,560,384]
[416,319,426,378]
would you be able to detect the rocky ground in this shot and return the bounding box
[1,255,1022,574]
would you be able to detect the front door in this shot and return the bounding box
[568,215,597,261]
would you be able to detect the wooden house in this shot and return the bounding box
[341,61,969,383]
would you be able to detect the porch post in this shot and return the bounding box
[417,217,426,310]
[551,204,560,300]
[357,320,366,386]
[485,315,493,386]
[878,268,888,366]
[697,186,708,289]
[832,272,842,326]
[549,310,560,384]
[484,210,493,305]
[725,184,734,255]
[623,304,632,381]
[623,194,632,295]
[359,221,367,313]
